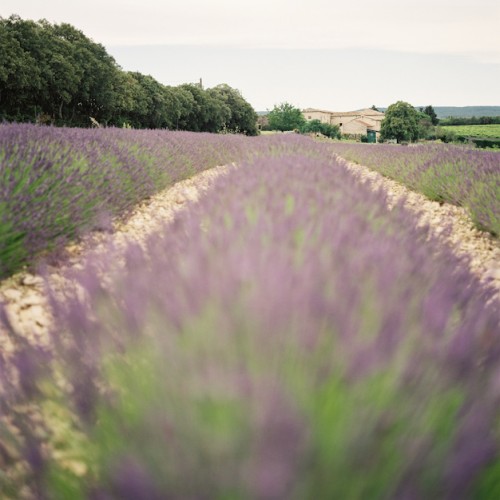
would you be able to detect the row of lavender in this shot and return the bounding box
[0,124,253,278]
[0,124,307,278]
[329,142,500,236]
[2,126,498,281]
[2,144,499,497]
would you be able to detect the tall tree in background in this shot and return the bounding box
[0,16,121,125]
[422,105,439,125]
[0,17,37,121]
[177,84,213,132]
[380,101,420,143]
[126,72,171,129]
[416,110,434,140]
[0,16,46,122]
[268,102,305,131]
[0,15,258,133]
[208,84,258,135]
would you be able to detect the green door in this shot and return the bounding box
[367,130,376,143]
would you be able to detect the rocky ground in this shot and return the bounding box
[1,158,499,353]
[339,156,500,298]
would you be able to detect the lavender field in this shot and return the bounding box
[330,142,500,236]
[0,124,257,278]
[1,128,500,498]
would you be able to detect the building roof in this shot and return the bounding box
[354,119,377,127]
[331,109,384,117]
[356,108,385,116]
[302,108,333,114]
[302,107,384,117]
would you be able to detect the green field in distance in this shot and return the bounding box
[440,124,500,138]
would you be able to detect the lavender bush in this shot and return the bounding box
[329,142,500,236]
[2,146,498,498]
[0,124,255,278]
[0,125,341,279]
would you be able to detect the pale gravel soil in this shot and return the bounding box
[1,158,499,354]
[338,156,500,298]
[0,164,231,353]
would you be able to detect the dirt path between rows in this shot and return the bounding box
[1,157,499,354]
[338,156,500,297]
[0,165,231,353]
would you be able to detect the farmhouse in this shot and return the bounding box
[302,107,385,138]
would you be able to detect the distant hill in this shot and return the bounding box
[431,106,500,119]
[264,106,500,119]
[379,106,500,118]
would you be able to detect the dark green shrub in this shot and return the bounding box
[470,137,500,149]
[300,120,341,139]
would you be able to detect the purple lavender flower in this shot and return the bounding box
[1,134,499,497]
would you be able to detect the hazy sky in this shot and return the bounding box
[3,0,499,110]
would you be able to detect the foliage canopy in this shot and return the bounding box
[0,15,258,134]
[422,105,439,126]
[380,101,420,143]
[300,119,340,139]
[268,102,306,131]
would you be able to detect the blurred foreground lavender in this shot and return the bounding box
[330,142,500,236]
[2,145,499,498]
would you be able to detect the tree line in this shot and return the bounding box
[264,102,439,143]
[380,102,441,143]
[262,102,341,138]
[0,15,258,134]
[439,116,500,126]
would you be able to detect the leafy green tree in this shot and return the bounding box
[169,86,195,130]
[127,72,173,128]
[268,102,305,131]
[417,111,434,140]
[422,105,439,125]
[116,72,149,127]
[110,71,143,127]
[60,26,121,125]
[208,84,258,135]
[0,16,45,121]
[0,16,121,125]
[40,22,82,121]
[380,101,420,143]
[199,88,232,133]
[301,119,323,134]
[0,18,40,121]
[177,84,212,132]
[0,15,258,133]
[177,83,257,134]
[161,86,190,130]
